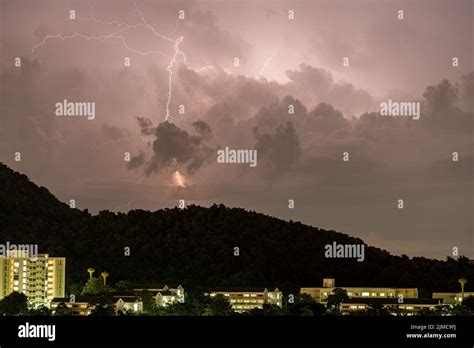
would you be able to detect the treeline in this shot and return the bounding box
[0,163,472,295]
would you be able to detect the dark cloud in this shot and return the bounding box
[1,0,472,258]
[133,120,215,176]
[100,123,131,140]
[423,79,459,112]
[306,102,350,134]
[127,150,146,170]
[457,71,474,112]
[178,10,252,67]
[192,119,213,142]
[136,117,155,136]
[253,121,301,171]
[284,64,375,116]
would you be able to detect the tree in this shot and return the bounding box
[54,302,73,316]
[364,303,390,316]
[81,278,109,295]
[462,295,474,313]
[326,288,349,312]
[87,292,115,316]
[0,292,28,315]
[141,291,156,314]
[90,304,115,316]
[249,304,287,316]
[288,294,326,316]
[28,305,52,316]
[203,295,234,316]
[115,280,132,290]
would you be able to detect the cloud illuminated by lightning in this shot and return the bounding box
[259,57,273,78]
[31,0,187,123]
[172,170,186,187]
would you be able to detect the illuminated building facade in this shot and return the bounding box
[0,252,65,308]
[210,287,282,312]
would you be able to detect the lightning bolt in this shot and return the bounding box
[32,0,187,123]
[90,136,148,150]
[259,57,273,78]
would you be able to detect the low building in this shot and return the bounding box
[51,293,143,316]
[50,297,94,316]
[113,292,143,314]
[210,287,282,312]
[300,278,448,315]
[301,278,418,304]
[340,298,440,315]
[432,292,474,304]
[132,284,185,307]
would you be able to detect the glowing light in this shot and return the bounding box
[172,170,186,187]
[259,57,273,77]
[31,0,186,123]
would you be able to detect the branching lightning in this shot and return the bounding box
[31,0,187,122]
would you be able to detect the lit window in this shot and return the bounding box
[372,293,377,296]
[362,292,369,297]
[380,293,386,297]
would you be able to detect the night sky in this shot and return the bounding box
[0,0,472,258]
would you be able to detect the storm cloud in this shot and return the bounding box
[0,0,472,259]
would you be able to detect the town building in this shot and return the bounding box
[113,292,143,314]
[50,297,94,316]
[301,278,442,314]
[432,292,474,304]
[50,284,184,316]
[132,284,185,307]
[340,298,440,314]
[301,278,418,303]
[0,251,65,308]
[209,287,282,312]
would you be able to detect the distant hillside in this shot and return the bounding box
[0,162,472,295]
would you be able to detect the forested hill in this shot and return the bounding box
[0,162,472,294]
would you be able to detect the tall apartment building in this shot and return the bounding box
[0,251,65,308]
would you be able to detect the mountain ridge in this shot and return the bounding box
[0,162,472,294]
